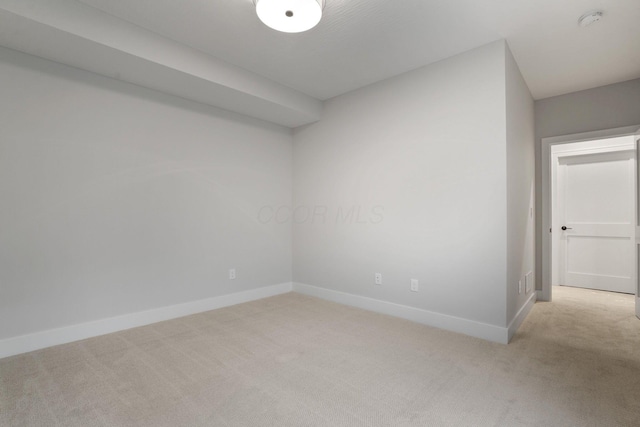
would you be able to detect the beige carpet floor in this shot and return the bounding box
[1,286,639,426]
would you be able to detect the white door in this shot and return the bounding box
[558,150,635,294]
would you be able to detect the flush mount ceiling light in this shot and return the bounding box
[255,0,324,33]
[578,10,603,27]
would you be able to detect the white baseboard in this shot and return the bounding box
[507,291,537,342]
[0,282,292,359]
[293,282,509,344]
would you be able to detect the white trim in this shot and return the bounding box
[552,143,634,156]
[543,126,640,146]
[541,125,640,302]
[293,282,510,344]
[0,282,293,359]
[635,135,640,319]
[507,291,537,341]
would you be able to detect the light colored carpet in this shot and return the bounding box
[1,286,639,426]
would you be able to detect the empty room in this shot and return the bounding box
[1,0,639,426]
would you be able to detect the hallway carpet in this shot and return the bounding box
[1,286,639,426]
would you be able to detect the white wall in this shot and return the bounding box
[0,47,293,340]
[534,78,640,290]
[1,39,540,349]
[505,46,535,324]
[292,41,508,328]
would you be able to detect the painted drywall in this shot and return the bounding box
[0,0,322,127]
[534,78,640,291]
[505,45,535,324]
[0,47,293,340]
[293,41,508,328]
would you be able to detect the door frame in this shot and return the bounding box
[541,125,640,302]
[553,148,635,292]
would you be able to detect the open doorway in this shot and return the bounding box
[541,125,640,319]
[551,136,635,294]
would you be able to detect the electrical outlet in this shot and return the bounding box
[410,279,419,292]
[375,273,382,285]
[229,268,236,280]
[518,280,522,294]
[525,272,532,293]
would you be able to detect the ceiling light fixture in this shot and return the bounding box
[578,10,603,27]
[255,0,324,33]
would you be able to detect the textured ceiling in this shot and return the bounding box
[77,0,640,100]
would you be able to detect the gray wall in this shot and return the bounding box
[0,47,293,339]
[505,45,535,323]
[1,39,543,342]
[534,78,640,290]
[293,41,509,327]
